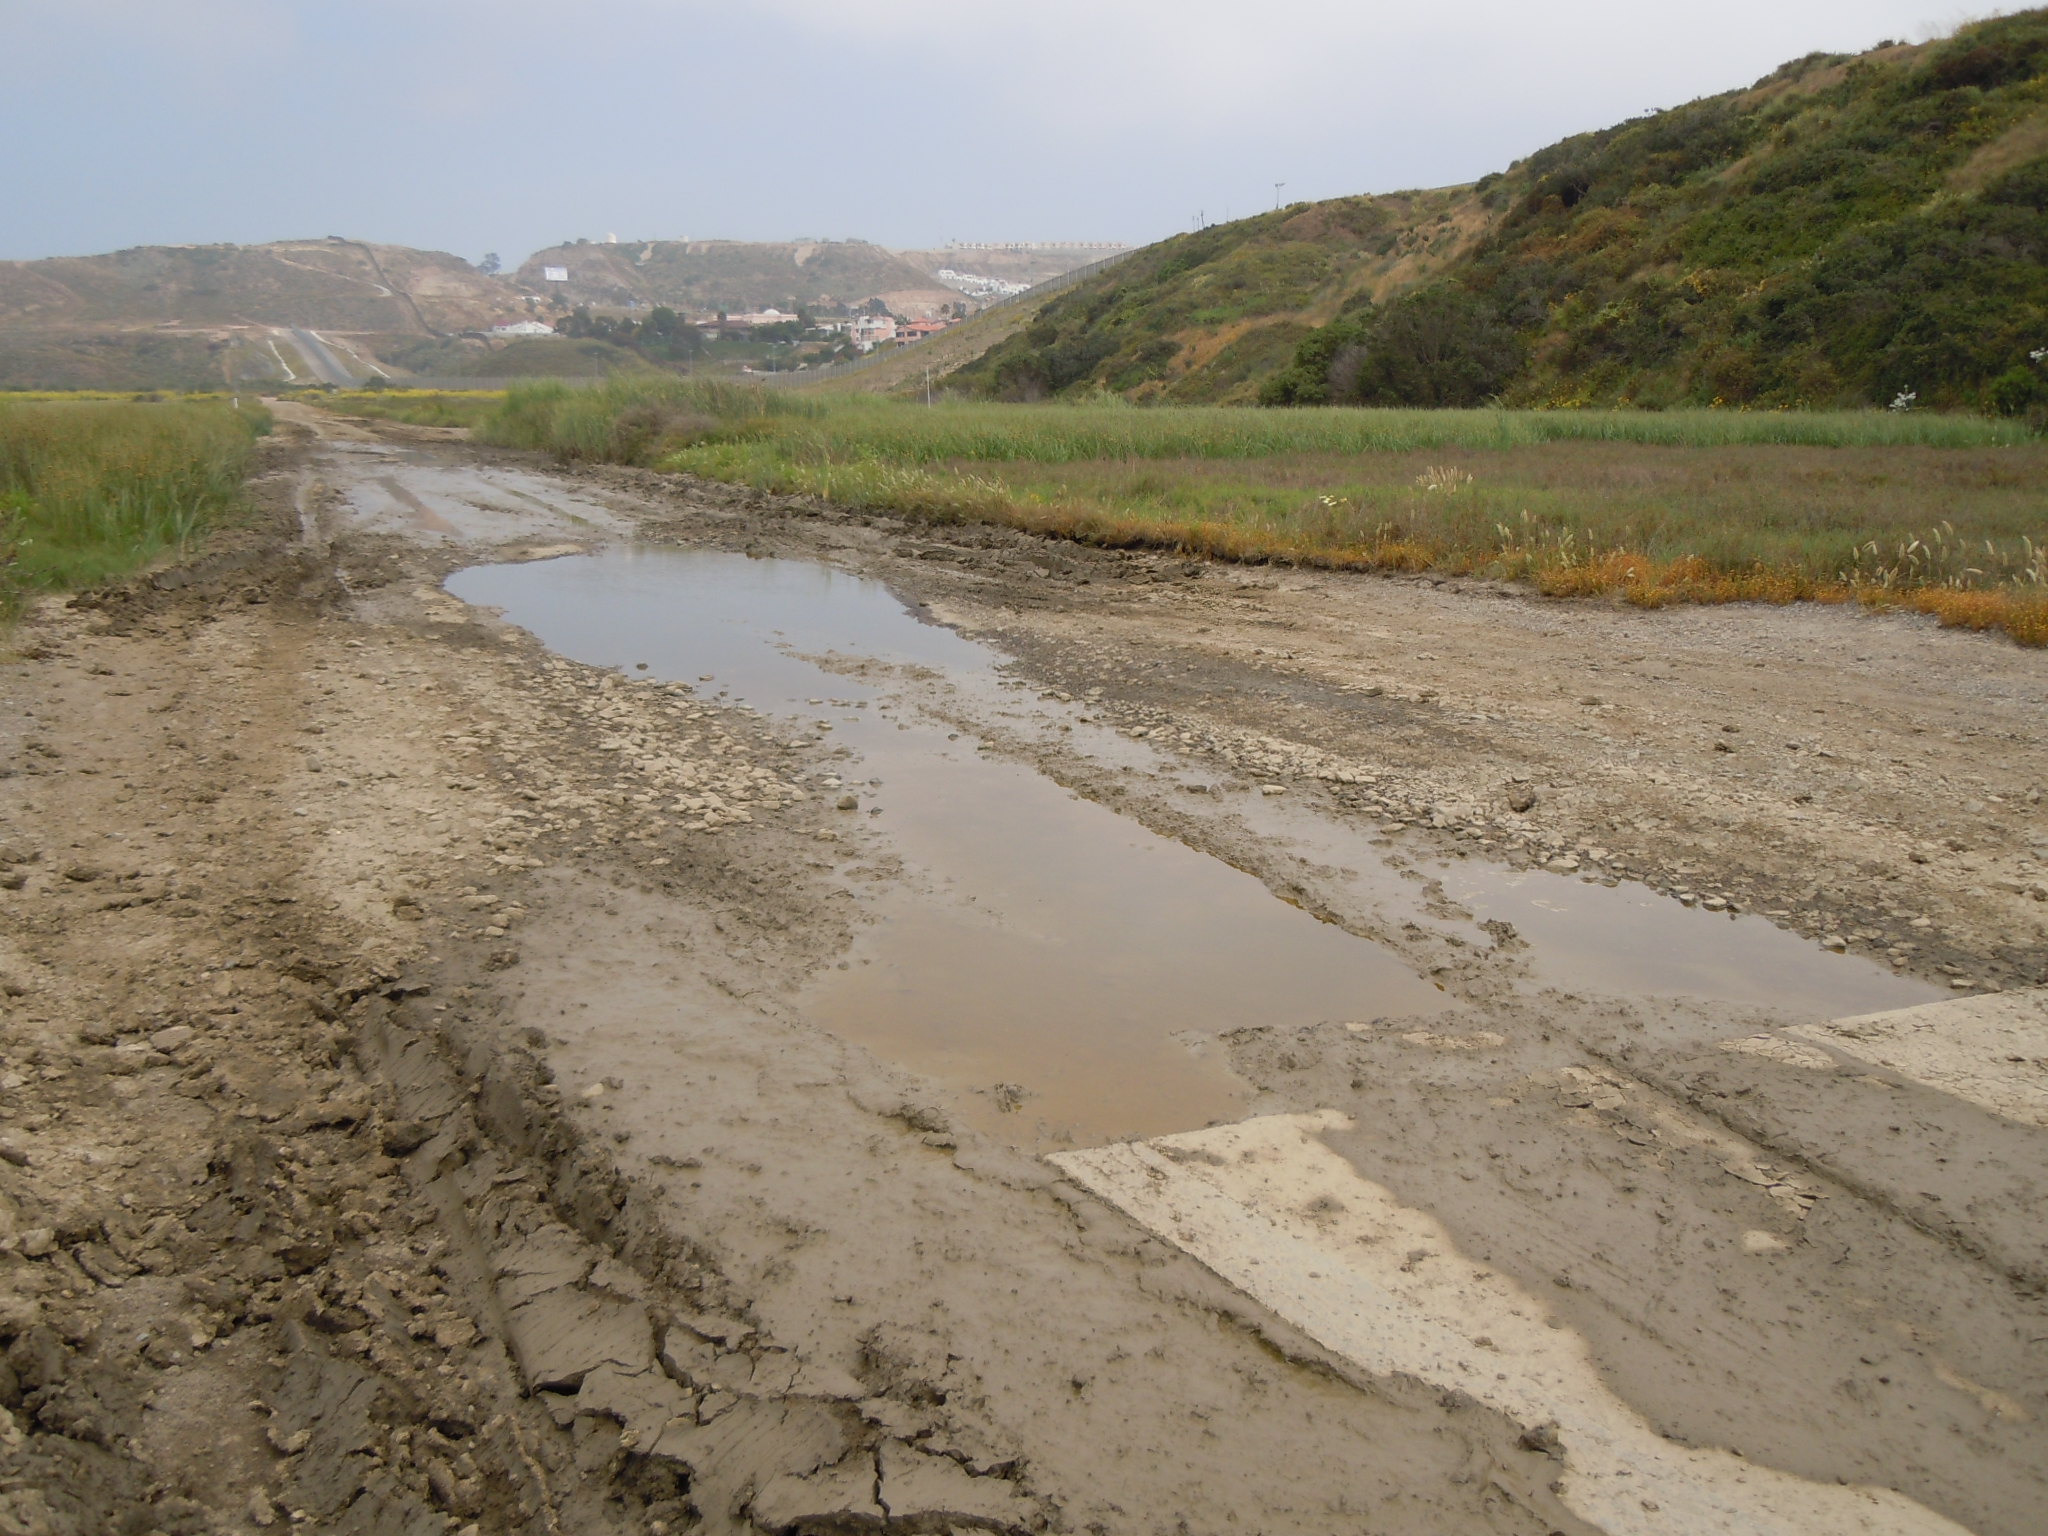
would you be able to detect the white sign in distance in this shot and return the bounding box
[543,266,569,282]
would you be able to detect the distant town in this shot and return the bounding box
[488,304,962,355]
[480,256,1073,370]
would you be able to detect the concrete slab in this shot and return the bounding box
[1790,989,2048,1128]
[1052,1111,1968,1536]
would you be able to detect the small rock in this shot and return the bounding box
[1544,857,1580,874]
[1741,1230,1790,1254]
[148,1024,197,1053]
[18,1229,54,1259]
[835,794,859,811]
[1506,785,1538,813]
[1518,1421,1564,1457]
[62,865,104,883]
[1259,784,1286,796]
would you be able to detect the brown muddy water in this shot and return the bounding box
[448,548,1938,1144]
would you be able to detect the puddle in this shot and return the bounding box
[449,549,1445,1144]
[1230,797,1941,1020]
[449,547,1941,1143]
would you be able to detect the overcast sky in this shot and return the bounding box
[0,0,1979,265]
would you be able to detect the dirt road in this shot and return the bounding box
[0,404,2040,1534]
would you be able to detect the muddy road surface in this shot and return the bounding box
[0,401,2042,1535]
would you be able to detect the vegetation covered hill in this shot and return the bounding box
[958,12,2048,413]
[512,239,959,317]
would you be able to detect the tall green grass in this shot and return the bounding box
[705,399,2032,462]
[305,388,504,430]
[481,377,819,465]
[0,398,269,619]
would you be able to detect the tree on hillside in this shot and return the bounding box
[1342,288,1522,406]
[479,252,501,276]
[1262,288,1521,407]
[1258,311,1373,405]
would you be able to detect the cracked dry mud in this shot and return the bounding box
[0,401,2040,1535]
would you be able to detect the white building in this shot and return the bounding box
[490,320,557,337]
[848,314,897,351]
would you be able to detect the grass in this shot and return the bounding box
[0,397,269,620]
[481,383,2048,645]
[484,376,819,465]
[303,388,505,429]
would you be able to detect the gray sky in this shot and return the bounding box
[1,0,1969,265]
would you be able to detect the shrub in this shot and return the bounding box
[1258,315,1372,405]
[1264,289,1522,408]
[1987,363,2043,416]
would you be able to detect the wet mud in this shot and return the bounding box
[0,403,2041,1534]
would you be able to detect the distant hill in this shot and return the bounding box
[896,245,1131,289]
[0,234,1126,389]
[513,239,962,319]
[0,238,506,334]
[958,11,2048,413]
[0,238,514,389]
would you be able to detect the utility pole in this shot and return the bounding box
[1274,181,1287,210]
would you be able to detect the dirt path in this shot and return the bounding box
[0,406,2040,1534]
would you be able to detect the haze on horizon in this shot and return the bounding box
[1,0,1978,267]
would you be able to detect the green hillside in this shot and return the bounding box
[958,13,2048,414]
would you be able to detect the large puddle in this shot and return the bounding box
[448,548,1939,1143]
